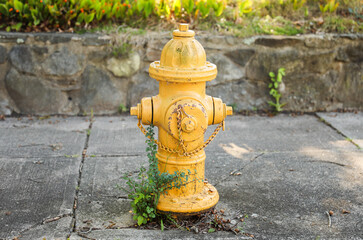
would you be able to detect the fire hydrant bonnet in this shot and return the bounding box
[149,24,217,83]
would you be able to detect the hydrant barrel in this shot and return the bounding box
[130,24,232,216]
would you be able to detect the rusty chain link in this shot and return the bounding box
[137,106,224,157]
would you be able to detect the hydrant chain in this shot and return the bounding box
[137,119,179,154]
[137,113,224,157]
[177,107,188,155]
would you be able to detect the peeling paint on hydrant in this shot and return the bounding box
[130,24,233,215]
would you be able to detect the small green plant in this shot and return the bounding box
[268,67,286,112]
[121,125,189,226]
[292,0,306,11]
[230,103,238,112]
[236,214,248,233]
[90,108,94,122]
[253,16,303,36]
[112,43,133,58]
[322,15,359,33]
[118,103,129,113]
[238,0,253,17]
[319,0,339,14]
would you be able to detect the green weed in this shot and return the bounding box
[322,15,360,33]
[120,125,189,226]
[112,43,133,58]
[268,67,287,112]
[118,104,129,113]
[319,0,339,14]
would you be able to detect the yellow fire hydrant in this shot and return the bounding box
[130,24,232,215]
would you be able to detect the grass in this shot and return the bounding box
[322,15,362,33]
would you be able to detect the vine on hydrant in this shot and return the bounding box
[130,23,233,215]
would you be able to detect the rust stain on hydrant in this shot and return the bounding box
[130,24,233,215]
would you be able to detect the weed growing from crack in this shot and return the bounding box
[112,42,133,58]
[120,125,189,226]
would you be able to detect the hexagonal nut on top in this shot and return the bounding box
[173,23,195,38]
[179,23,188,31]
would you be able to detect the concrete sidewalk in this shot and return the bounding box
[0,113,362,240]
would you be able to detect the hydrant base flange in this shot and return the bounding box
[156,183,219,216]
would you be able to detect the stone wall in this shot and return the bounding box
[0,31,362,115]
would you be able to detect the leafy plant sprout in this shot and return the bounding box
[120,124,189,226]
[268,67,286,113]
[319,0,339,14]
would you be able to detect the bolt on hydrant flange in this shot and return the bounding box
[131,24,233,216]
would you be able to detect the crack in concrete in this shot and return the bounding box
[214,153,264,187]
[42,213,73,224]
[91,153,144,157]
[101,195,130,199]
[77,232,96,240]
[75,226,137,239]
[305,160,352,168]
[13,213,73,239]
[315,114,361,150]
[15,223,40,238]
[67,117,94,238]
[2,155,78,159]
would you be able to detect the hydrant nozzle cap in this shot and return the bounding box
[130,104,141,119]
[130,106,138,116]
[227,106,233,116]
